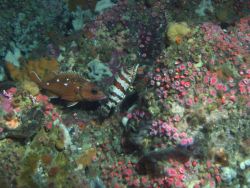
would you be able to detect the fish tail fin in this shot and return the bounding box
[29,71,42,85]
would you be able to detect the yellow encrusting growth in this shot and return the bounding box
[20,80,40,96]
[166,22,191,44]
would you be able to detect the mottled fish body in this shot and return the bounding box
[30,71,106,106]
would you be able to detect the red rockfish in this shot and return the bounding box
[30,71,106,107]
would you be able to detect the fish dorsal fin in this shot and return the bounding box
[45,91,59,99]
[29,71,42,84]
[51,71,59,76]
[122,64,139,83]
[48,72,87,83]
[129,64,139,76]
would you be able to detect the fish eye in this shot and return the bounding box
[91,88,98,94]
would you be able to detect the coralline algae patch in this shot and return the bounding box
[0,88,85,187]
[148,59,249,112]
[147,19,249,116]
[99,154,222,188]
[201,16,250,67]
[0,85,68,142]
[0,88,22,130]
[139,17,249,187]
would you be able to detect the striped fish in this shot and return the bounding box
[100,64,139,116]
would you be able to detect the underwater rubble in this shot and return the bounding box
[0,0,249,188]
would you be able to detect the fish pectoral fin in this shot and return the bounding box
[45,91,59,99]
[61,95,76,101]
[49,96,59,99]
[66,101,78,107]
